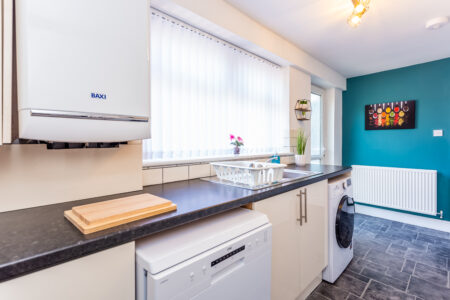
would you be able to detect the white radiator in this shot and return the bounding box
[352,165,437,216]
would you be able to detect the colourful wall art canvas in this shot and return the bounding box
[365,100,416,130]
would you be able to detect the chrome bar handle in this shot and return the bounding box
[297,191,302,225]
[297,189,307,226]
[304,188,308,223]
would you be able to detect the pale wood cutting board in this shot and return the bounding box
[64,193,177,234]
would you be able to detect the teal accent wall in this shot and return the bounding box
[343,58,450,221]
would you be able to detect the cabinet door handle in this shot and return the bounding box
[297,189,307,226]
[296,192,302,225]
[304,188,308,223]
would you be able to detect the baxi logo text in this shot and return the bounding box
[91,93,107,100]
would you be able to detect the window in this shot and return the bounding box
[143,10,288,162]
[310,87,323,163]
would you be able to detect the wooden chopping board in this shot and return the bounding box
[64,193,177,234]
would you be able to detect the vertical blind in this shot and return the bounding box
[143,9,288,161]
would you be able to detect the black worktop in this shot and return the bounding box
[0,164,350,282]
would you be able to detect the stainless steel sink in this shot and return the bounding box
[282,169,322,181]
[201,168,322,190]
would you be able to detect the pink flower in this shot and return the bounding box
[230,134,235,140]
[237,136,243,142]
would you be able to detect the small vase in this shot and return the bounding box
[295,154,306,166]
[234,146,240,155]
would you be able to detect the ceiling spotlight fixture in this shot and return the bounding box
[425,17,449,30]
[348,0,370,28]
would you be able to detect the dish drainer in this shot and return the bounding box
[210,161,286,188]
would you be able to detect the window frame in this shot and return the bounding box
[310,85,324,162]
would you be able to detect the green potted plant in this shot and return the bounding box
[295,128,308,166]
[300,99,308,109]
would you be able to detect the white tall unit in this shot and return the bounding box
[15,0,151,142]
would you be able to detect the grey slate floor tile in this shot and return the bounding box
[401,259,416,274]
[307,292,330,300]
[386,243,407,257]
[353,242,371,258]
[361,267,408,291]
[413,262,449,287]
[405,248,448,270]
[435,237,450,248]
[407,276,450,300]
[347,294,363,300]
[348,258,388,274]
[428,244,450,258]
[405,224,450,239]
[396,239,428,252]
[307,213,450,300]
[363,280,415,300]
[385,267,411,282]
[417,232,439,244]
[314,281,349,300]
[334,273,367,296]
[365,248,405,270]
[343,268,370,283]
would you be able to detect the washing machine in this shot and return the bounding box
[323,173,355,283]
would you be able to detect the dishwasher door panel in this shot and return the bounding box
[191,249,271,300]
[142,224,272,300]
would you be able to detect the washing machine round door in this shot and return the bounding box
[335,195,355,248]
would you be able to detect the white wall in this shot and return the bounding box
[323,88,343,165]
[152,0,346,90]
[0,143,143,212]
[334,90,343,165]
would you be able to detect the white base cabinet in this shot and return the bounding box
[0,242,135,300]
[253,180,328,300]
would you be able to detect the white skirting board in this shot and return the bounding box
[356,204,450,233]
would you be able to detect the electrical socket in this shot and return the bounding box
[433,129,443,137]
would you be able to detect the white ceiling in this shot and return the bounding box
[226,0,450,78]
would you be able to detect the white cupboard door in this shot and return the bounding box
[299,180,328,291]
[253,189,302,300]
[0,242,135,300]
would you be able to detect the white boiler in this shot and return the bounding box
[16,0,151,142]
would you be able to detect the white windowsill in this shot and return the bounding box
[143,152,294,169]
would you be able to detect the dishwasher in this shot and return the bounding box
[136,208,272,300]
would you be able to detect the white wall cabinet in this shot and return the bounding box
[0,242,135,300]
[253,180,328,300]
